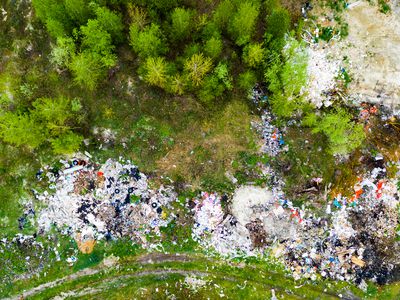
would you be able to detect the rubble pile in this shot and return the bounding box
[36,156,176,246]
[192,192,253,256]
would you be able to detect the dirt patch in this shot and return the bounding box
[345,1,400,109]
[308,1,400,112]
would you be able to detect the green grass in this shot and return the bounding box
[21,254,357,300]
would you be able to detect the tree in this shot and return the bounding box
[65,0,91,25]
[0,97,84,153]
[198,63,232,103]
[32,0,78,38]
[69,52,104,90]
[50,37,76,69]
[170,8,192,41]
[266,7,290,40]
[204,36,223,59]
[228,1,260,46]
[80,19,116,67]
[94,6,124,43]
[243,43,264,67]
[51,132,83,154]
[312,109,365,155]
[31,97,71,135]
[130,24,167,59]
[144,57,168,88]
[238,70,257,91]
[280,38,308,97]
[184,53,212,86]
[0,113,45,148]
[213,0,235,30]
[128,4,148,29]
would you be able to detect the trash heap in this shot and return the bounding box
[36,155,176,247]
[192,192,254,256]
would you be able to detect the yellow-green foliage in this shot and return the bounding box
[243,43,264,68]
[144,57,168,88]
[184,53,212,86]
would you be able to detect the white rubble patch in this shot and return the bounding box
[183,275,208,292]
[231,186,274,226]
[306,46,340,108]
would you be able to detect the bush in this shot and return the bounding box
[228,1,260,46]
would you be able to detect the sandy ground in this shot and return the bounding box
[344,1,400,109]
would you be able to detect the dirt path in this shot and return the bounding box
[4,253,342,300]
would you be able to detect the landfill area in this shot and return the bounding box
[34,155,176,249]
[10,38,398,294]
[304,0,400,114]
[191,95,400,286]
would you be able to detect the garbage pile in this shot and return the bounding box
[35,155,176,247]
